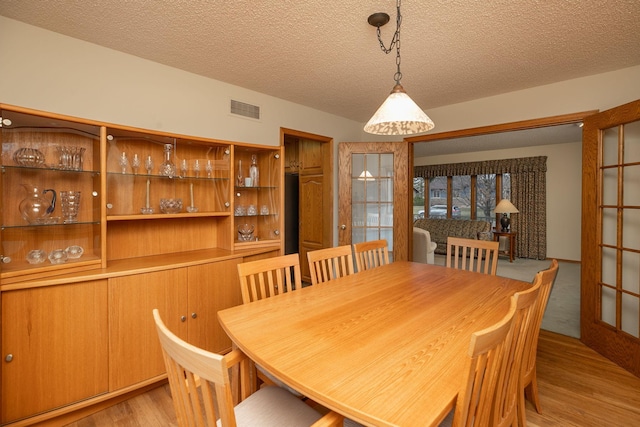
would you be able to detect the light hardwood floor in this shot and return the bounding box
[66,330,640,427]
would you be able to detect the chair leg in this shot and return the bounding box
[517,391,527,427]
[524,369,542,413]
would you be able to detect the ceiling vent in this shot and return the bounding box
[230,99,260,120]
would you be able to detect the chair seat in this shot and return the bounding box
[227,386,323,427]
[257,365,303,397]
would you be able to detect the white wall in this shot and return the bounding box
[0,16,362,146]
[415,141,583,261]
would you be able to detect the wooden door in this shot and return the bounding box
[1,281,108,424]
[338,142,409,262]
[108,269,187,390]
[582,99,640,377]
[187,258,242,354]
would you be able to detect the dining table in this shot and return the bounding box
[217,261,531,427]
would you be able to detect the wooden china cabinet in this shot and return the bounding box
[0,104,283,426]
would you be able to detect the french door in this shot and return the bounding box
[338,141,409,262]
[581,99,640,376]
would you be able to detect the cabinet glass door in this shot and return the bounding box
[1,108,102,278]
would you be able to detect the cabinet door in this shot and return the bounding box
[187,258,243,353]
[1,281,108,424]
[108,269,187,391]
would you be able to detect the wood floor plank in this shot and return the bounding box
[65,330,640,426]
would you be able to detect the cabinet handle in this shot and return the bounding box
[180,315,187,322]
[191,312,197,319]
[5,354,13,363]
[0,255,11,264]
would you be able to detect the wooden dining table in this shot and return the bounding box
[218,261,531,427]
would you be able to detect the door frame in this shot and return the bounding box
[280,128,333,282]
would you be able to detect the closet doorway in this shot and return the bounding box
[281,128,333,283]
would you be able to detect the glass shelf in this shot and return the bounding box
[2,220,100,229]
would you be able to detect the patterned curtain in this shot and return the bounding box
[414,156,547,259]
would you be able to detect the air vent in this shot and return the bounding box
[230,99,260,120]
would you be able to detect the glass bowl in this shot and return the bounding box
[160,198,183,214]
[48,249,68,264]
[13,147,45,167]
[65,245,84,259]
[26,249,47,264]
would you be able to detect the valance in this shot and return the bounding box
[414,156,547,178]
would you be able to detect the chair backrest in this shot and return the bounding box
[153,308,251,427]
[446,236,499,275]
[518,259,559,421]
[453,296,517,427]
[237,254,302,304]
[491,282,541,427]
[353,239,390,272]
[307,245,355,285]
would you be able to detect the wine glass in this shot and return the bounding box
[193,159,201,178]
[132,154,141,174]
[180,159,188,177]
[206,159,213,178]
[119,152,129,174]
[145,155,154,175]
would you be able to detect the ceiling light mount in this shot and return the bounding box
[364,0,434,136]
[367,12,390,28]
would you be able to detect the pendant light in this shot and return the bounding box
[364,0,435,136]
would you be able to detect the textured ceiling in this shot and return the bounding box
[1,0,639,127]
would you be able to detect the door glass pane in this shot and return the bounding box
[351,153,394,258]
[602,127,619,166]
[602,207,617,247]
[621,293,639,338]
[602,168,618,206]
[624,121,640,163]
[601,285,616,327]
[623,208,640,251]
[623,165,640,206]
[601,246,617,286]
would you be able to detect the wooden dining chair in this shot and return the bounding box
[518,259,559,425]
[442,295,518,427]
[237,254,304,392]
[445,236,500,275]
[492,281,541,427]
[352,239,390,272]
[307,245,355,285]
[237,253,302,304]
[153,309,344,427]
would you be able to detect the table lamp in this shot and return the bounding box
[494,199,519,232]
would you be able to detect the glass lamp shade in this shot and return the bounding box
[364,84,435,135]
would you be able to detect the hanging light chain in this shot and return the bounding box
[375,0,403,84]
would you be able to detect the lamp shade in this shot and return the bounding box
[494,199,519,214]
[364,84,435,135]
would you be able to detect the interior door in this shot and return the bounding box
[582,99,640,377]
[338,141,409,261]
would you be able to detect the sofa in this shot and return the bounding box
[413,218,492,255]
